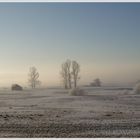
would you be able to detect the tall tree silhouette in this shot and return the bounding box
[71,61,80,88]
[60,59,80,89]
[28,67,40,88]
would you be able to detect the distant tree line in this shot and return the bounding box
[27,61,101,89]
[12,59,102,90]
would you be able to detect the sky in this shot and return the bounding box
[0,3,140,87]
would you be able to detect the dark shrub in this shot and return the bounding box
[11,84,23,91]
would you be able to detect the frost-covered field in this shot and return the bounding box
[0,87,140,137]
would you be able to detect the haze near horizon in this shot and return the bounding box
[0,3,140,87]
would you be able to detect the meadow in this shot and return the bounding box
[0,86,139,137]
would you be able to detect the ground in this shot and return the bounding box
[0,87,140,137]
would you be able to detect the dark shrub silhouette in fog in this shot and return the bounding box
[69,88,85,96]
[90,78,101,87]
[11,84,23,91]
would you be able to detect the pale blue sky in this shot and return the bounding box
[0,3,140,86]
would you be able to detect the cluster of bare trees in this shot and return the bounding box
[28,62,101,90]
[60,59,80,89]
[28,60,80,89]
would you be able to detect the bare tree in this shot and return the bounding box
[28,67,40,89]
[66,59,72,89]
[60,62,68,89]
[94,78,101,87]
[60,59,72,89]
[71,61,80,88]
[90,78,101,87]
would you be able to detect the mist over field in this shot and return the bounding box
[0,2,140,138]
[0,3,140,88]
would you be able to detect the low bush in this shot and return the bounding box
[11,84,23,91]
[69,88,85,96]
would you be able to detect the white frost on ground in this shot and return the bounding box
[0,86,139,137]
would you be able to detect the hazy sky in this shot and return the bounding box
[0,3,140,87]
